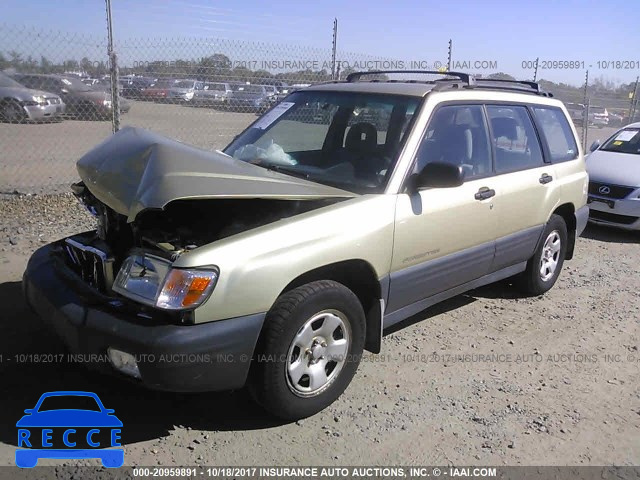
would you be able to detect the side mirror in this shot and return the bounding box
[60,88,69,95]
[589,140,601,152]
[104,409,115,414]
[24,409,33,414]
[409,162,465,191]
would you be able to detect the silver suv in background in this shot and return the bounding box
[168,79,204,103]
[0,72,65,122]
[192,82,233,106]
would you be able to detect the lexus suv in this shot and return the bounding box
[23,71,588,420]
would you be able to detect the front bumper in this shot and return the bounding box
[23,103,65,120]
[587,195,640,230]
[23,242,266,392]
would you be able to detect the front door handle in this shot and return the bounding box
[474,187,496,201]
[539,173,553,184]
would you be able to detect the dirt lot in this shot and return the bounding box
[0,99,620,194]
[0,192,638,468]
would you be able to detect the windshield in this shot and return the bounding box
[600,128,640,155]
[174,80,194,88]
[59,76,91,92]
[224,90,421,194]
[0,73,24,88]
[38,395,101,412]
[153,79,175,88]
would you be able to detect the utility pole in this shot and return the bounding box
[446,39,452,71]
[105,0,120,133]
[533,57,539,82]
[331,18,338,80]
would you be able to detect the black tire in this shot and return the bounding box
[1,100,27,123]
[248,280,366,420]
[518,214,568,296]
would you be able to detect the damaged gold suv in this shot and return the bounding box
[23,71,588,419]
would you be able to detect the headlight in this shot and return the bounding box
[185,91,194,100]
[113,254,170,306]
[32,95,47,106]
[112,254,218,310]
[103,100,112,107]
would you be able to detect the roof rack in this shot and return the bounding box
[346,70,476,87]
[343,70,552,97]
[474,78,552,97]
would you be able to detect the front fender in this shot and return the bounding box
[176,195,397,323]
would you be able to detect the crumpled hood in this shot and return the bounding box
[77,126,356,222]
[586,150,640,187]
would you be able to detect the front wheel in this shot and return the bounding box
[518,214,568,296]
[1,100,27,123]
[249,280,366,420]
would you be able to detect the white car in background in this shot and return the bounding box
[586,123,640,230]
[591,106,609,127]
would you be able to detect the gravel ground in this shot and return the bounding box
[0,193,638,468]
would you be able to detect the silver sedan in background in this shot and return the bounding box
[0,72,65,122]
[586,122,640,230]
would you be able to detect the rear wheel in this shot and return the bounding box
[249,280,365,420]
[518,214,567,295]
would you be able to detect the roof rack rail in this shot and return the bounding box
[346,70,476,87]
[474,78,553,97]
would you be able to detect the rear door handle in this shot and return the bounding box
[474,187,496,201]
[539,173,553,184]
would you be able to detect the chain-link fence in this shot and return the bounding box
[1,21,639,194]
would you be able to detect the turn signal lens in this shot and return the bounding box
[156,268,218,310]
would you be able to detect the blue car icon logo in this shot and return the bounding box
[16,391,123,468]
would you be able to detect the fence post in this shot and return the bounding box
[629,76,639,123]
[331,18,338,80]
[581,70,589,152]
[105,0,120,133]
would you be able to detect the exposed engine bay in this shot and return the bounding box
[72,181,341,267]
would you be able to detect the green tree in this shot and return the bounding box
[63,59,79,72]
[486,72,516,81]
[40,55,53,73]
[0,52,9,70]
[80,57,93,75]
[8,50,23,68]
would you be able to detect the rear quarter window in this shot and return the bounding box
[532,107,579,162]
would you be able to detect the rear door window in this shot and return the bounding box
[532,107,579,162]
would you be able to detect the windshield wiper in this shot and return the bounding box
[264,164,311,180]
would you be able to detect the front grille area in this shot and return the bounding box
[63,236,115,292]
[588,182,635,199]
[589,210,638,225]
